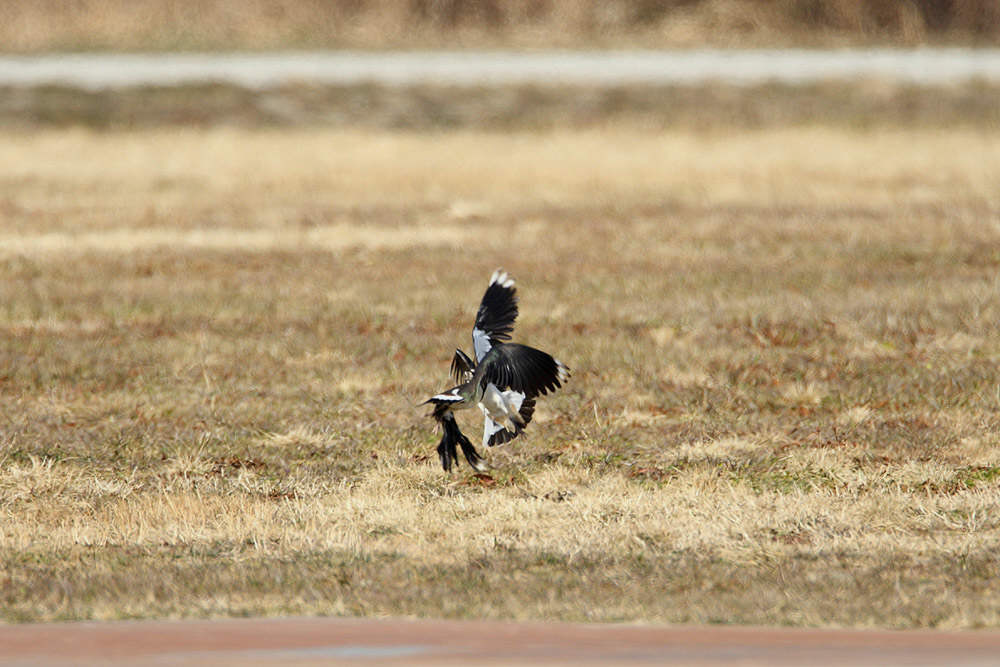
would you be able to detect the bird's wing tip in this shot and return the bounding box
[556,360,571,383]
[489,268,515,289]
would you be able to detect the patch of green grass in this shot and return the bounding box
[958,466,1000,489]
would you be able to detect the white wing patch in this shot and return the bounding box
[430,391,463,402]
[482,416,506,448]
[473,326,492,362]
[473,269,517,362]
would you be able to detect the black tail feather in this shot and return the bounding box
[437,411,486,472]
[437,427,457,472]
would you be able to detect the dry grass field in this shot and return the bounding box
[7,81,1000,131]
[2,121,1000,627]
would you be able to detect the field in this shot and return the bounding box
[2,118,1000,626]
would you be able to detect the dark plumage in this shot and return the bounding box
[422,270,569,472]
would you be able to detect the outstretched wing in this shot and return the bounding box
[472,270,519,362]
[450,348,476,383]
[479,343,569,398]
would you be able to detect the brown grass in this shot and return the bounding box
[2,124,1000,626]
[6,80,1000,131]
[2,0,999,52]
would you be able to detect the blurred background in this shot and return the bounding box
[2,0,1000,129]
[2,0,1000,51]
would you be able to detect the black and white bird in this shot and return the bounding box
[423,270,570,472]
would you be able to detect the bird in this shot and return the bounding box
[423,270,570,472]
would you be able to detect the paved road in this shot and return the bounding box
[1,49,999,89]
[2,617,1000,666]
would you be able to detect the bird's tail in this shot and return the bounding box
[437,411,487,472]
